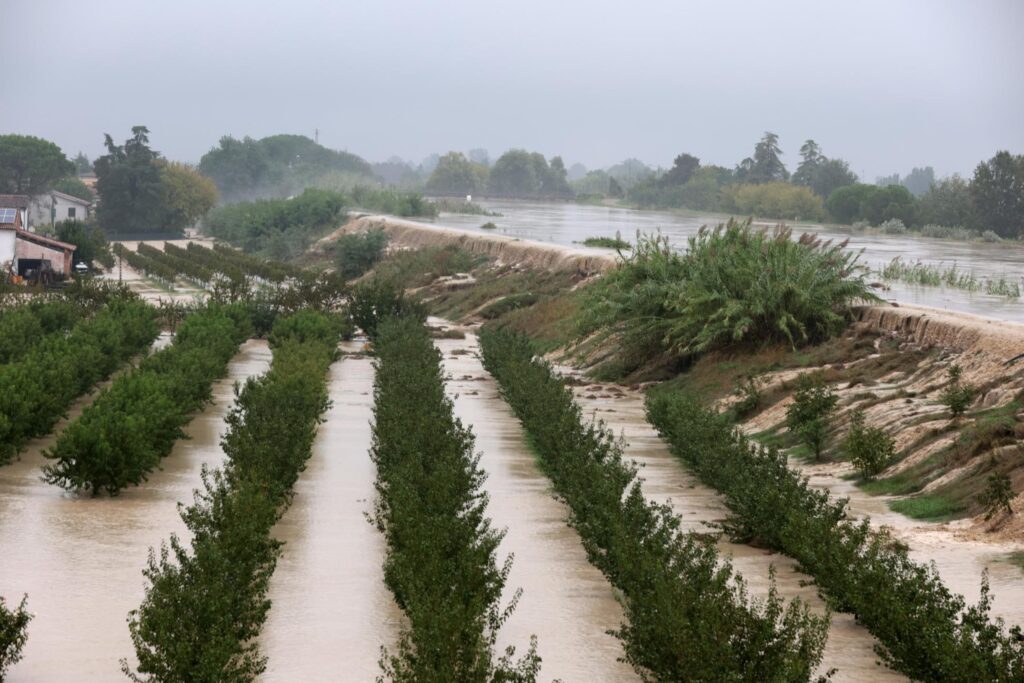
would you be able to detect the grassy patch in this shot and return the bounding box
[581,236,631,250]
[889,494,966,522]
[1004,551,1024,575]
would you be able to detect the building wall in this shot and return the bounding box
[15,237,73,275]
[29,195,90,228]
[0,230,15,272]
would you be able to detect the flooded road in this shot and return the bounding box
[438,333,639,682]
[428,200,1024,323]
[261,344,402,681]
[557,372,905,682]
[0,340,271,681]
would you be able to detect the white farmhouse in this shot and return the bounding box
[1,194,76,278]
[29,190,92,228]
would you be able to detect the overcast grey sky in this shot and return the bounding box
[2,0,1021,179]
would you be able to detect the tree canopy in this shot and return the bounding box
[970,151,1024,238]
[94,126,166,234]
[487,149,572,197]
[159,162,219,232]
[425,151,486,195]
[0,134,74,196]
[736,132,789,184]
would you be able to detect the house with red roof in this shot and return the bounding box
[0,195,77,278]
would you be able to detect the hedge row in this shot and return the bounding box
[123,310,340,682]
[645,391,1024,681]
[0,299,82,364]
[43,304,252,495]
[112,243,177,288]
[372,317,539,681]
[210,243,310,283]
[0,299,158,465]
[478,327,829,681]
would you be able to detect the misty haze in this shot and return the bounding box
[1,1,1023,681]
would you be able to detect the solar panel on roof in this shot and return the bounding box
[0,208,17,223]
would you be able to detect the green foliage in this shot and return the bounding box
[431,198,500,216]
[792,141,859,198]
[347,185,437,218]
[372,318,538,681]
[980,469,1015,521]
[0,134,74,196]
[0,298,158,465]
[487,150,572,198]
[786,375,838,461]
[123,313,338,682]
[970,151,1024,239]
[480,328,829,681]
[733,373,764,418]
[158,162,218,232]
[918,175,975,229]
[55,219,109,266]
[735,131,789,184]
[347,278,425,340]
[0,298,82,365]
[478,293,538,319]
[112,243,178,287]
[842,410,895,479]
[646,390,1024,681]
[425,151,488,195]
[43,304,251,495]
[53,175,95,201]
[94,126,168,235]
[198,133,374,202]
[480,221,497,229]
[940,364,976,418]
[579,219,877,373]
[825,183,917,226]
[721,182,827,221]
[334,228,389,280]
[0,594,31,681]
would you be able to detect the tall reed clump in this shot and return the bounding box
[43,304,252,495]
[646,390,1024,681]
[579,219,877,374]
[0,297,159,465]
[122,310,340,682]
[479,327,830,681]
[372,317,539,682]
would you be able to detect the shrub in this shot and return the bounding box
[720,182,827,221]
[579,219,877,371]
[0,594,31,681]
[334,228,389,280]
[842,410,895,478]
[939,364,976,418]
[347,278,425,340]
[877,218,907,235]
[981,230,1002,243]
[480,221,497,230]
[480,327,829,681]
[646,390,1024,680]
[582,234,631,250]
[980,469,1015,521]
[785,375,838,460]
[733,373,764,418]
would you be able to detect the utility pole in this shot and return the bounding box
[315,128,319,144]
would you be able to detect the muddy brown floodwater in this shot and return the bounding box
[552,364,906,682]
[0,339,271,682]
[260,344,402,681]
[437,333,640,682]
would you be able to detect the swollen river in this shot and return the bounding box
[427,200,1024,323]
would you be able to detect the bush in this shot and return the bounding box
[334,228,389,280]
[480,221,497,229]
[720,182,827,221]
[842,410,895,478]
[733,373,764,418]
[878,218,907,235]
[939,364,976,418]
[480,328,829,681]
[579,219,878,372]
[786,375,838,460]
[980,469,1014,521]
[646,390,1024,680]
[123,312,338,682]
[347,278,425,340]
[582,235,631,250]
[981,230,1002,243]
[0,594,31,681]
[373,318,538,681]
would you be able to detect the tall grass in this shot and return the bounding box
[878,257,1020,298]
[579,218,877,374]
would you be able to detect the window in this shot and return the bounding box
[68,207,76,219]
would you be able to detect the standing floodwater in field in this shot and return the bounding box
[260,344,402,681]
[437,330,639,682]
[0,340,270,681]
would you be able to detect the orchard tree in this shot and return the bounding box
[970,151,1024,238]
[94,126,165,234]
[159,162,218,232]
[0,134,74,196]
